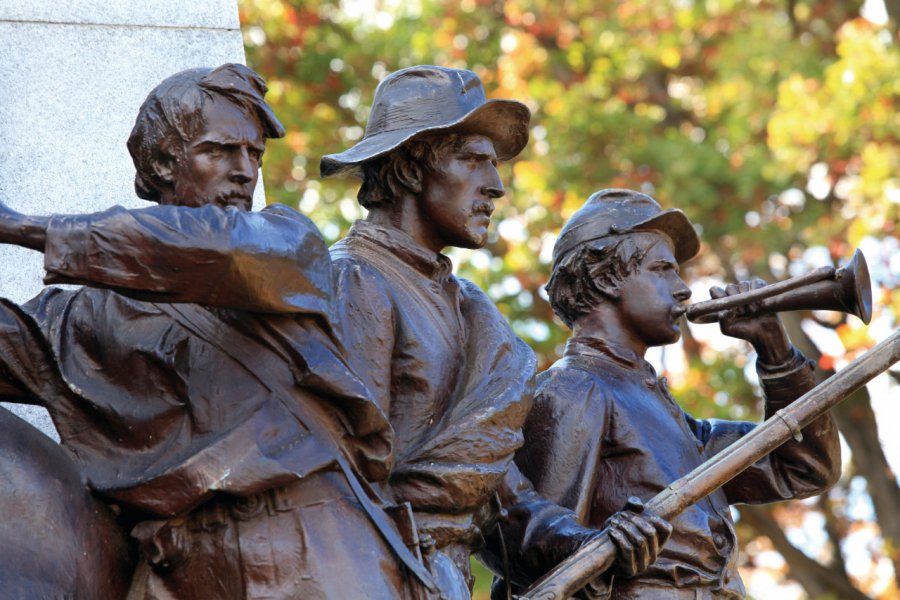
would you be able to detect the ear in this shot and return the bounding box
[151,155,175,186]
[586,260,622,301]
[595,280,621,301]
[150,144,179,186]
[392,160,423,195]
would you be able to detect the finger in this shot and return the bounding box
[612,517,651,572]
[737,280,751,294]
[709,286,726,299]
[725,283,740,297]
[647,515,673,545]
[627,514,661,559]
[750,278,767,291]
[607,525,637,575]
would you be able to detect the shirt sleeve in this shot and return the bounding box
[330,258,396,419]
[477,369,613,589]
[690,347,840,504]
[478,462,599,591]
[42,203,333,317]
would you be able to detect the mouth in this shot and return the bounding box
[217,192,252,210]
[671,305,688,319]
[472,201,494,218]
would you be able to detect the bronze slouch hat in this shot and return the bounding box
[320,65,530,178]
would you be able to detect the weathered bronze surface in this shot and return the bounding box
[0,408,131,599]
[522,327,900,599]
[686,248,872,325]
[514,189,844,599]
[1,61,870,600]
[0,64,423,599]
[322,67,670,599]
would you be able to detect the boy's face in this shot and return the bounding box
[615,234,692,348]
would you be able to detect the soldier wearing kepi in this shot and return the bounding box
[0,64,430,599]
[515,189,841,599]
[321,67,672,598]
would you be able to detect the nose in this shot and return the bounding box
[229,147,255,184]
[673,279,692,302]
[480,185,504,199]
[479,165,505,199]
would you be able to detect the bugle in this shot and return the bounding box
[685,249,872,325]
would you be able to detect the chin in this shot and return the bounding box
[456,235,487,249]
[651,328,681,347]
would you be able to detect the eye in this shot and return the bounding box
[204,144,225,157]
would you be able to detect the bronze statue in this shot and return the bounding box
[322,66,670,598]
[514,189,841,599]
[0,64,429,599]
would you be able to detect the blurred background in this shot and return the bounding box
[237,1,899,597]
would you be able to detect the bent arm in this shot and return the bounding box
[696,348,841,503]
[479,374,610,588]
[42,204,333,315]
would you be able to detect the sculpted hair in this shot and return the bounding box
[546,233,660,328]
[356,133,467,209]
[127,64,285,202]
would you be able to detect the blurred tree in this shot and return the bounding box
[239,1,899,597]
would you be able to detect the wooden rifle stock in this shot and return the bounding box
[519,329,900,600]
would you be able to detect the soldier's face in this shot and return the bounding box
[171,97,266,211]
[418,135,504,251]
[615,234,692,348]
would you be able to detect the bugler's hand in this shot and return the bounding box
[605,496,673,578]
[709,279,792,364]
[709,279,781,343]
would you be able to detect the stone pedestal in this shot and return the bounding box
[0,0,261,438]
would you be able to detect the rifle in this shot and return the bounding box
[519,328,900,600]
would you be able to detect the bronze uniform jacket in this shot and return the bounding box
[331,221,597,592]
[516,336,840,599]
[0,203,391,518]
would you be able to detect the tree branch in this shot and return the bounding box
[740,504,871,600]
[781,312,900,586]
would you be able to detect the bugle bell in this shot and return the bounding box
[686,249,873,325]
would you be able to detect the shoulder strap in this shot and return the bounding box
[154,303,436,591]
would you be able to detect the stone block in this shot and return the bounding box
[0,4,258,439]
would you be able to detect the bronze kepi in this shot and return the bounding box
[519,327,900,600]
[686,249,872,325]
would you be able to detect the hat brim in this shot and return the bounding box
[631,209,700,264]
[320,99,530,178]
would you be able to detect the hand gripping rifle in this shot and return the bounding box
[519,328,900,600]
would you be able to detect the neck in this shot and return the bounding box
[572,304,648,358]
[366,194,445,254]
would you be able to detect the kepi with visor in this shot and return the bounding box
[552,189,701,267]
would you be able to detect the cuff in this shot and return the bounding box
[758,347,816,411]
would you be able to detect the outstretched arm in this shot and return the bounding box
[41,203,331,315]
[0,200,48,252]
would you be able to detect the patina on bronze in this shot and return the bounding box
[522,327,900,599]
[512,189,842,599]
[0,64,428,599]
[322,67,670,599]
[685,248,872,325]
